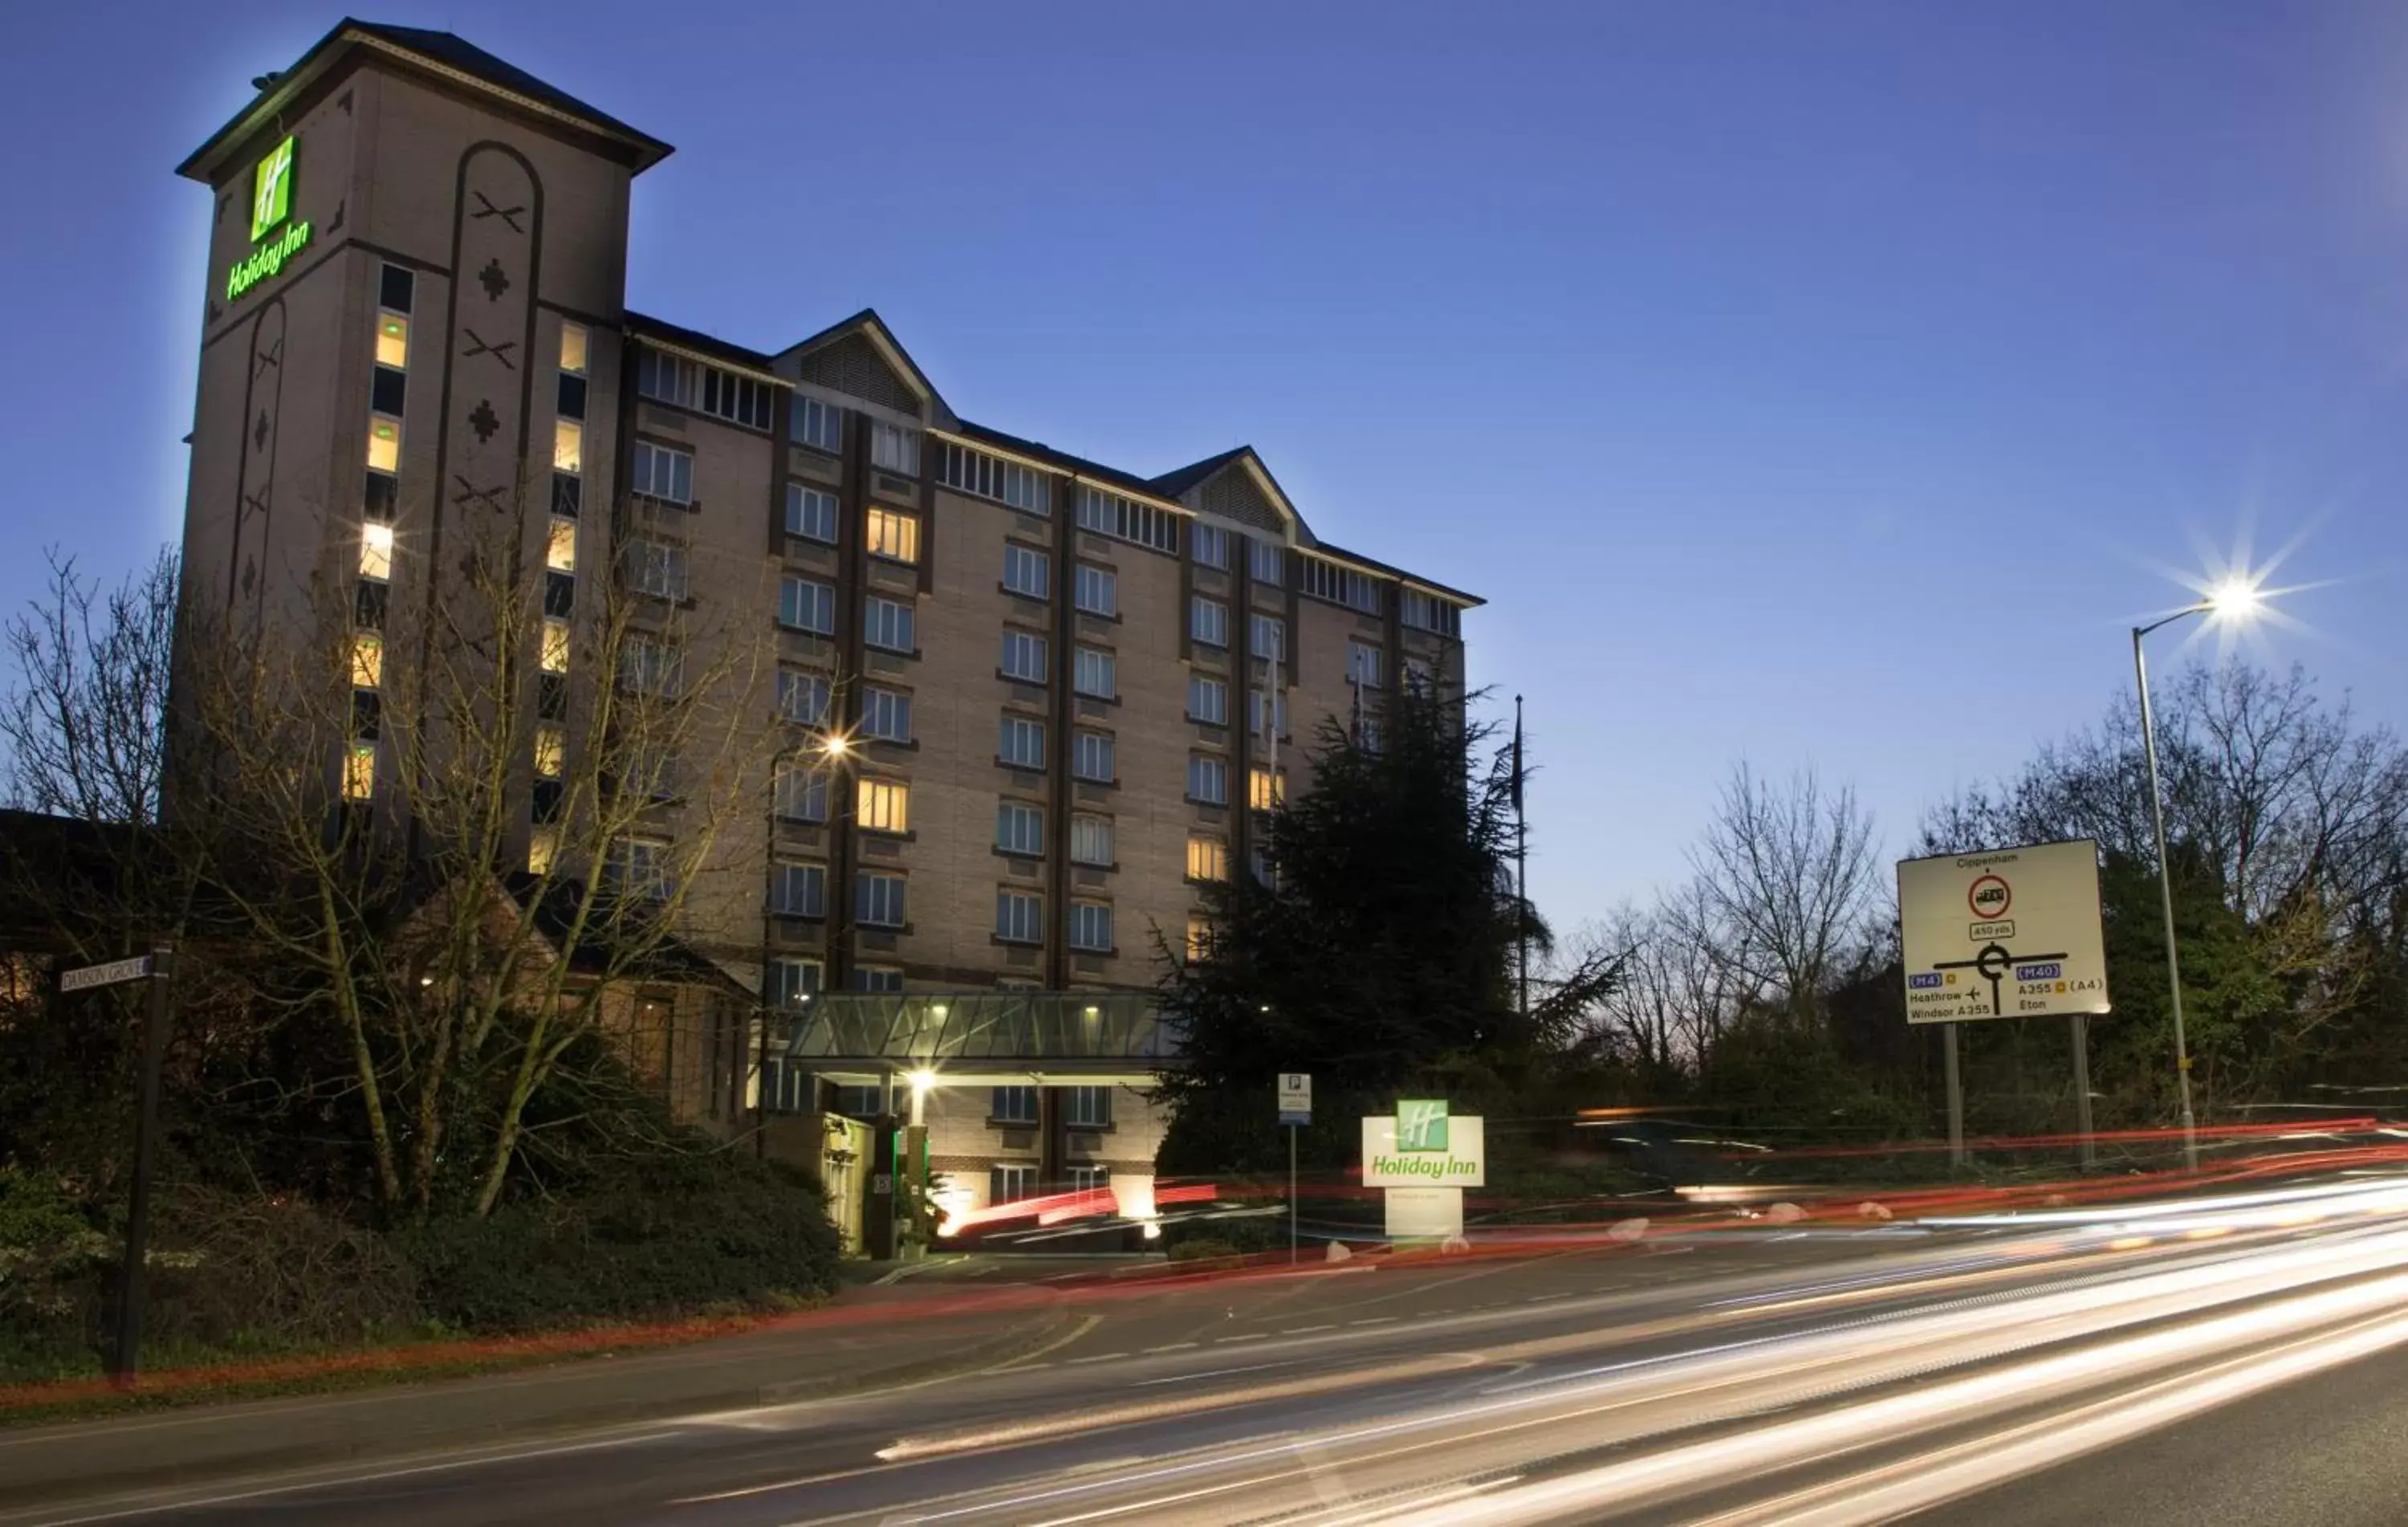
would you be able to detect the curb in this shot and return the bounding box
[0,1302,1075,1513]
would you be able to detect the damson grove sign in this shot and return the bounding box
[226,135,311,303]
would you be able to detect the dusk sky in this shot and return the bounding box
[3,2,2403,934]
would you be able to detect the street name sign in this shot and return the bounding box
[1898,838,2109,1024]
[1276,1073,1312,1126]
[59,956,153,993]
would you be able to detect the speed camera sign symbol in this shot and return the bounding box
[1968,874,2011,920]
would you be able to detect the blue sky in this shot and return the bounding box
[4,2,2404,930]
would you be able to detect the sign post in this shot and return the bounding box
[1363,1101,1485,1245]
[1276,1073,1311,1262]
[60,947,173,1382]
[1899,840,2109,1172]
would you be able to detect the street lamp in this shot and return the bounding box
[757,721,860,1155]
[2131,576,2264,1173]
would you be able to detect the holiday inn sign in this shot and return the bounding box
[226,134,311,303]
[1362,1101,1486,1186]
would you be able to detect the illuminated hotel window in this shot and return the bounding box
[366,417,401,473]
[1250,767,1285,811]
[533,725,565,780]
[1186,917,1215,963]
[856,778,910,834]
[344,743,376,801]
[350,633,383,689]
[376,312,409,369]
[866,507,919,564]
[541,619,571,674]
[1186,836,1228,882]
[527,825,559,876]
[546,517,576,572]
[559,323,589,375]
[360,522,393,581]
[554,419,583,474]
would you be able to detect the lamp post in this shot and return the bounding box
[759,724,855,1157]
[2131,578,2261,1174]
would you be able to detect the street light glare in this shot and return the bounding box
[821,732,850,759]
[2207,577,2263,621]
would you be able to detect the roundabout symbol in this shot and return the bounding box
[1932,939,2068,1017]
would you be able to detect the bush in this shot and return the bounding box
[401,1153,840,1332]
[144,1186,424,1350]
[0,1169,112,1367]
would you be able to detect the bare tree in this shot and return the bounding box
[1685,762,1881,1024]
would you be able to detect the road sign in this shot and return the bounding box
[59,956,153,993]
[1898,838,2109,1024]
[1276,1073,1312,1126]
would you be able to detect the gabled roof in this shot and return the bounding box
[178,18,672,183]
[777,308,953,426]
[1145,446,1254,501]
[1149,445,1309,544]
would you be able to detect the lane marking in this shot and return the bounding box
[1214,1333,1270,1344]
[1143,1342,1198,1354]
[1133,1361,1297,1387]
[1350,1317,1401,1326]
[1283,1325,1336,1334]
[1064,1353,1123,1366]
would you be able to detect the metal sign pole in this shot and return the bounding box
[112,943,173,1386]
[1288,1123,1298,1264]
[1944,1022,1967,1168]
[2070,1013,2097,1170]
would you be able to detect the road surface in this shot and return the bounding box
[13,1173,2408,1525]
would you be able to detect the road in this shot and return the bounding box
[14,1173,2408,1526]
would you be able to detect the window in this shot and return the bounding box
[626,743,679,800]
[938,442,1048,512]
[1074,646,1117,700]
[999,714,1047,768]
[1064,1086,1113,1129]
[1075,564,1117,617]
[1405,655,1435,696]
[856,777,909,834]
[1250,687,1287,740]
[626,541,689,600]
[366,416,401,473]
[1348,640,1384,688]
[1249,540,1284,586]
[1069,902,1113,952]
[631,440,694,504]
[343,742,376,801]
[1250,767,1286,811]
[995,800,1043,857]
[1191,523,1230,570]
[1187,674,1227,725]
[533,724,565,780]
[372,363,406,417]
[776,668,831,725]
[791,395,843,454]
[553,419,583,474]
[376,311,409,369]
[1071,813,1113,866]
[1003,543,1050,599]
[559,322,588,375]
[1250,613,1284,663]
[1300,556,1383,613]
[774,759,830,821]
[541,619,571,674]
[864,596,915,654]
[606,836,672,899]
[856,870,907,927]
[1186,836,1228,882]
[639,348,775,429]
[1186,916,1215,963]
[1401,589,1462,637]
[867,507,920,564]
[990,1163,1038,1203]
[1073,730,1115,784]
[860,686,912,743]
[765,957,821,1009]
[995,889,1043,943]
[620,636,681,696]
[380,263,414,315]
[546,517,576,572]
[1190,597,1227,647]
[771,861,826,918]
[991,1086,1039,1126]
[1187,754,1227,805]
[1077,487,1178,552]
[351,633,383,689]
[1000,629,1048,682]
[785,483,839,543]
[360,521,393,581]
[855,967,905,993]
[1358,715,1385,752]
[527,825,559,876]
[871,421,921,476]
[636,348,694,407]
[779,576,835,635]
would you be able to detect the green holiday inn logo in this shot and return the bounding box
[226,134,311,303]
[1396,1099,1449,1153]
